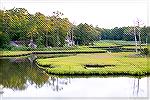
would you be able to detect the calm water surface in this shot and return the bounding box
[0,57,149,98]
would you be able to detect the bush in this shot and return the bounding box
[142,48,149,55]
[37,45,45,48]
[2,45,14,50]
[10,46,32,51]
[0,32,10,49]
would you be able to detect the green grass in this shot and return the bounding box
[35,54,76,59]
[121,45,147,49]
[94,40,147,47]
[36,52,150,76]
[93,40,140,46]
[0,51,32,57]
[34,46,106,52]
[3,45,105,51]
[0,46,106,57]
[94,40,119,47]
[1,40,149,57]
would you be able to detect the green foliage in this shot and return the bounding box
[142,48,149,55]
[0,8,72,49]
[3,8,29,40]
[101,27,134,41]
[73,23,99,45]
[0,10,4,32]
[100,26,150,43]
[1,7,150,50]
[10,46,31,51]
[0,32,10,48]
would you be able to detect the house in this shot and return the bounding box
[28,39,37,48]
[10,40,29,47]
[10,40,37,48]
[65,36,75,47]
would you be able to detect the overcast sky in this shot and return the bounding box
[1,0,150,28]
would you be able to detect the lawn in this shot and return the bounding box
[36,52,150,76]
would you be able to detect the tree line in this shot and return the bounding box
[0,8,150,49]
[100,26,150,43]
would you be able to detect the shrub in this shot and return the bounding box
[10,46,33,51]
[142,48,149,55]
[2,45,14,50]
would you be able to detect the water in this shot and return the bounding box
[0,57,149,99]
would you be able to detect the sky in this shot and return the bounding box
[0,0,150,28]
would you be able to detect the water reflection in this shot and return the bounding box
[0,58,49,90]
[132,78,145,97]
[50,77,71,92]
[0,57,71,92]
[28,54,37,63]
[0,57,148,97]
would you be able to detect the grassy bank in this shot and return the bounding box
[36,52,150,76]
[121,45,147,49]
[94,41,119,47]
[0,47,106,57]
[93,40,140,46]
[0,40,149,57]
[0,51,32,57]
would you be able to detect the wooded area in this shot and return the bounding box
[0,8,150,49]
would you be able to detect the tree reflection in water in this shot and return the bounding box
[50,77,71,92]
[2,56,147,95]
[132,57,149,97]
[0,57,49,90]
[132,78,144,97]
[0,57,71,92]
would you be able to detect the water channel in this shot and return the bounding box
[0,56,149,99]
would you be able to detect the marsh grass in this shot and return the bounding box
[36,52,150,76]
[0,51,32,57]
[0,46,106,57]
[93,40,139,46]
[121,45,147,49]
